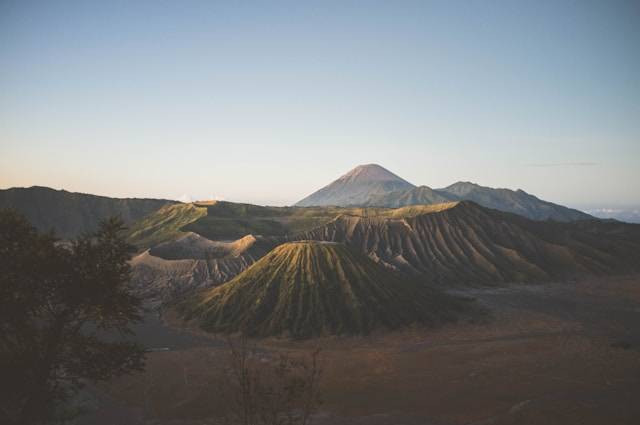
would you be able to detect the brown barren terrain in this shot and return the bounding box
[79,275,640,425]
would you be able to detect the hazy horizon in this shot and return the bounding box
[2,1,639,207]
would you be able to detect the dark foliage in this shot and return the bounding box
[0,209,145,425]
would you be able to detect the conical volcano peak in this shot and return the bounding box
[339,164,411,184]
[295,164,415,207]
[183,240,465,338]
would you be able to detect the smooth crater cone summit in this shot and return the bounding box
[181,241,469,338]
[295,164,415,207]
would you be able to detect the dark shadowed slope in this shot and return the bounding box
[295,164,415,207]
[434,181,592,221]
[182,241,468,338]
[0,186,173,239]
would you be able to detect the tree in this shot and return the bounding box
[0,210,145,425]
[223,336,323,425]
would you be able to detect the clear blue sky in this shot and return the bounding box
[1,0,638,207]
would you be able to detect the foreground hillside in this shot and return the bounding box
[182,241,470,338]
[0,186,173,238]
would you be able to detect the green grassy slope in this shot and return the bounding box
[126,200,364,249]
[127,203,207,249]
[182,241,469,338]
[128,199,435,248]
[174,201,393,240]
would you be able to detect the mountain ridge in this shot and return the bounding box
[294,164,592,222]
[0,186,174,239]
[433,182,591,221]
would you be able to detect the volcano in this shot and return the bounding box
[182,241,468,338]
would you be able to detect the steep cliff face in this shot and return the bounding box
[130,252,255,307]
[130,233,277,304]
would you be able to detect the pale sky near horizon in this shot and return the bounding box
[1,0,639,207]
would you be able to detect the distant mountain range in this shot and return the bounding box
[0,186,173,239]
[0,165,606,242]
[583,206,640,224]
[295,164,592,222]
